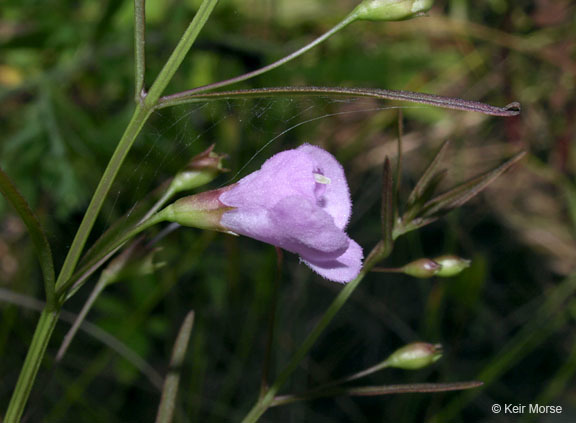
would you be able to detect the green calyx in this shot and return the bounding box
[434,255,471,277]
[351,0,434,22]
[386,342,442,370]
[402,258,441,278]
[152,186,235,232]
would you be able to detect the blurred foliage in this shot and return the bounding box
[1,0,576,422]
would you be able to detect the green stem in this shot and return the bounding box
[241,271,366,423]
[55,0,220,294]
[56,278,108,361]
[4,308,60,423]
[259,248,282,398]
[6,1,220,419]
[241,243,388,423]
[134,0,147,101]
[268,359,392,408]
[58,185,178,301]
[159,13,356,102]
[57,215,161,300]
[155,311,195,423]
[54,104,152,293]
[146,0,220,106]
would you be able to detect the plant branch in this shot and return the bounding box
[0,287,163,389]
[55,0,220,295]
[155,311,195,423]
[241,242,391,423]
[260,248,282,397]
[134,0,147,101]
[4,308,60,422]
[159,13,356,100]
[145,0,220,106]
[6,2,220,419]
[54,105,152,295]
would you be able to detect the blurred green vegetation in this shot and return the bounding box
[1,0,576,421]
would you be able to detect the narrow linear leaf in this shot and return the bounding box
[0,287,163,389]
[406,140,451,207]
[272,381,483,407]
[0,167,55,306]
[155,311,195,423]
[381,158,395,256]
[420,151,526,219]
[157,86,521,117]
[403,168,448,224]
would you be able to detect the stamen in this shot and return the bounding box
[314,173,331,185]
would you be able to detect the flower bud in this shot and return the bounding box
[351,0,434,22]
[386,342,442,370]
[168,145,228,194]
[401,258,441,278]
[433,255,471,277]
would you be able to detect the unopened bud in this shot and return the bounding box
[168,145,228,194]
[433,255,471,277]
[387,342,442,370]
[352,0,434,22]
[402,258,441,278]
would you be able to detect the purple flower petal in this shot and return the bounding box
[219,144,362,283]
[296,144,352,229]
[301,240,363,284]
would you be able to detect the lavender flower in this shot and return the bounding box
[157,144,363,283]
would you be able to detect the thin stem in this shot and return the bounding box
[271,358,392,406]
[56,278,107,361]
[158,86,521,117]
[4,308,60,423]
[141,188,178,225]
[0,287,163,389]
[134,0,147,101]
[260,248,282,397]
[371,267,403,273]
[55,0,220,295]
[57,190,176,359]
[54,104,152,294]
[241,243,389,423]
[57,213,161,299]
[155,311,195,423]
[159,13,356,102]
[145,0,220,106]
[7,2,220,417]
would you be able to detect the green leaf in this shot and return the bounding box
[272,381,483,407]
[155,311,195,423]
[406,139,451,208]
[157,86,522,117]
[419,151,526,219]
[0,167,55,307]
[403,168,448,224]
